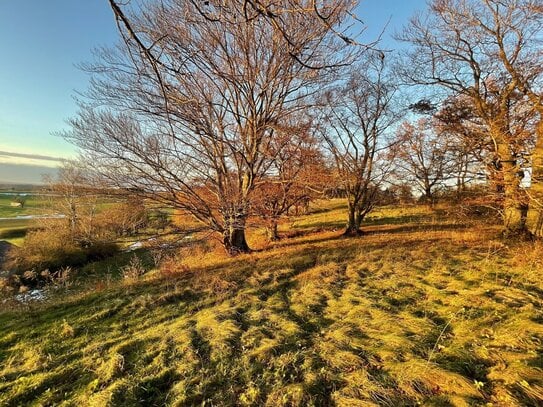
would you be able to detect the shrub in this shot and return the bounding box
[121,255,146,280]
[7,226,119,287]
[10,227,87,271]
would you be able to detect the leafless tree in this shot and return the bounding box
[251,126,327,240]
[63,0,361,254]
[398,0,541,234]
[182,0,373,62]
[434,95,499,198]
[392,119,452,205]
[318,54,398,235]
[43,162,95,239]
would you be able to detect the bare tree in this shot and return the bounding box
[44,162,94,239]
[318,54,398,235]
[64,0,360,254]
[251,126,326,240]
[434,96,489,193]
[398,0,540,234]
[392,119,452,205]
[44,162,146,246]
[182,0,373,62]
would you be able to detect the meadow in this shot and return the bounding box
[0,201,542,406]
[0,194,54,218]
[0,194,54,246]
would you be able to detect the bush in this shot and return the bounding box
[9,228,87,271]
[8,227,118,274]
[121,255,146,280]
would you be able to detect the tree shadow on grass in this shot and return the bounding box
[362,222,470,236]
[289,219,345,231]
[364,213,429,226]
[0,228,27,239]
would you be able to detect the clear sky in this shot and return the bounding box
[0,0,426,183]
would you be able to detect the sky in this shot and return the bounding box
[0,0,426,184]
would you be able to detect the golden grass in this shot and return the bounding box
[1,201,542,406]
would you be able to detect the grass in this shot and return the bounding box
[1,201,543,406]
[0,194,53,246]
[0,195,54,218]
[0,218,31,246]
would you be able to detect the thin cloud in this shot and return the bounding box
[0,150,65,162]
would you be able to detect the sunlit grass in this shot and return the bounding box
[1,201,542,406]
[0,195,55,218]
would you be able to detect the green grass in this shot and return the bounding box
[0,218,31,246]
[0,195,54,218]
[1,202,543,406]
[0,194,52,245]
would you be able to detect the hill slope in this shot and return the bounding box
[1,204,543,406]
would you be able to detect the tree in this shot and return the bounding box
[94,197,148,238]
[398,0,540,234]
[251,126,327,241]
[392,119,451,204]
[12,195,26,208]
[64,0,360,255]
[433,95,489,198]
[8,163,120,272]
[318,54,398,235]
[44,162,93,239]
[44,162,151,245]
[464,0,543,236]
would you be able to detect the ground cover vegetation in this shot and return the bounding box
[1,202,543,406]
[1,0,543,405]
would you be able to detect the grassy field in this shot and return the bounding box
[0,194,53,246]
[0,194,128,246]
[1,202,543,406]
[0,195,54,218]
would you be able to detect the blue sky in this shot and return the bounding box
[0,1,117,160]
[0,0,426,183]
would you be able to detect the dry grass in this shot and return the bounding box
[1,201,542,406]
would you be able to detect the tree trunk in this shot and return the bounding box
[69,206,78,237]
[223,227,250,255]
[222,213,250,255]
[344,201,362,236]
[425,189,434,207]
[527,122,543,238]
[266,219,280,241]
[499,152,527,234]
[355,209,365,232]
[421,177,434,207]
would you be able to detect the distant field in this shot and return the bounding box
[0,195,53,245]
[0,193,163,247]
[0,195,53,218]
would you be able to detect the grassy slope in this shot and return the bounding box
[0,218,30,246]
[0,195,52,246]
[1,202,543,406]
